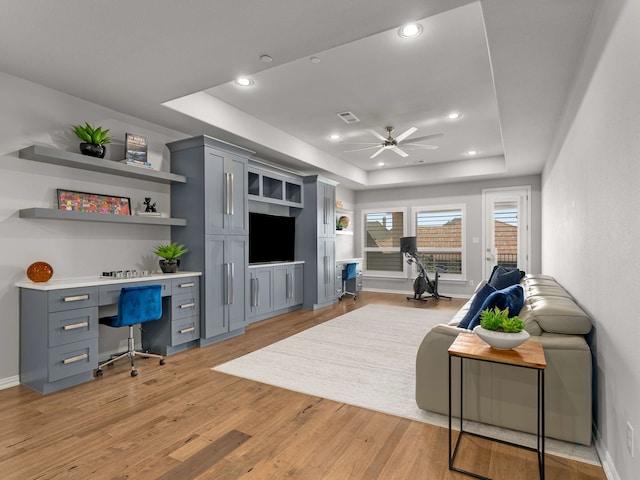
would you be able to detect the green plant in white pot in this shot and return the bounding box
[153,242,189,273]
[72,122,111,158]
[473,307,529,349]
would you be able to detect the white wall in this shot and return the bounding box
[355,175,542,297]
[0,73,186,385]
[541,0,639,478]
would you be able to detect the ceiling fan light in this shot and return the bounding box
[398,23,423,39]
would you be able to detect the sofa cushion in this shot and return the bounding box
[457,282,496,329]
[467,284,526,330]
[524,284,573,299]
[489,266,523,290]
[528,296,592,335]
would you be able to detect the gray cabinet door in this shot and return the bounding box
[204,235,227,338]
[205,147,248,236]
[227,235,248,331]
[290,263,304,306]
[317,238,336,304]
[249,267,273,318]
[317,182,336,238]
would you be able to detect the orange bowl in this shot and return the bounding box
[27,262,54,283]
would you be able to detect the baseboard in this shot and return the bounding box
[594,425,620,480]
[0,375,20,391]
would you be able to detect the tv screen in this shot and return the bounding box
[249,212,295,264]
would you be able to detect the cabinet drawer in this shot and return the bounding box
[48,338,98,382]
[171,291,200,321]
[172,277,198,295]
[48,307,98,347]
[171,316,200,345]
[98,280,171,305]
[48,287,98,313]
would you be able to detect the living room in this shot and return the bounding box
[0,1,637,479]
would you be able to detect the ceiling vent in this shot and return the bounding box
[336,111,360,123]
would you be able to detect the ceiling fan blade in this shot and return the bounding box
[391,146,409,157]
[340,141,380,146]
[402,133,444,144]
[344,145,380,153]
[404,143,439,150]
[368,129,388,142]
[395,127,418,143]
[370,147,385,158]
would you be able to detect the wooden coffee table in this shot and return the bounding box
[448,333,547,480]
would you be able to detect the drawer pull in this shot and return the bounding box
[63,353,88,364]
[178,282,195,288]
[63,322,89,331]
[179,327,195,334]
[179,303,196,309]
[63,294,89,302]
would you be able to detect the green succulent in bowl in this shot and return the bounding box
[72,122,111,145]
[153,242,189,260]
[479,306,525,333]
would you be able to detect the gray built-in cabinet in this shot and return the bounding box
[248,262,304,323]
[167,135,253,346]
[295,176,338,310]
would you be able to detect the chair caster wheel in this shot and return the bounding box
[159,359,165,365]
[131,370,138,377]
[95,369,103,377]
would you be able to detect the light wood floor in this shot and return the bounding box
[0,292,605,480]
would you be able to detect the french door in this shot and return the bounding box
[482,187,530,278]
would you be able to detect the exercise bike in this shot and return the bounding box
[400,236,452,302]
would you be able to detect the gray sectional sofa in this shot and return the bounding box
[416,274,593,445]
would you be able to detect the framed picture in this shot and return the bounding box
[57,189,131,216]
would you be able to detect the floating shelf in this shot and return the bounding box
[19,208,187,226]
[19,145,186,184]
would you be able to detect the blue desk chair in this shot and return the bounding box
[96,284,165,377]
[338,263,357,301]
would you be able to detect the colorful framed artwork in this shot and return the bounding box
[56,189,131,216]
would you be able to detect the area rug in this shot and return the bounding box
[212,304,600,466]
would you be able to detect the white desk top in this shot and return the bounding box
[336,257,363,263]
[16,271,202,291]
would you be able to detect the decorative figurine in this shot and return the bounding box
[143,197,157,213]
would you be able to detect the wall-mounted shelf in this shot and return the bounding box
[336,208,353,234]
[19,145,186,184]
[19,208,187,226]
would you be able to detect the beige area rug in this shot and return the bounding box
[213,304,600,466]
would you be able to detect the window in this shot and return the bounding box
[363,209,406,275]
[413,206,465,276]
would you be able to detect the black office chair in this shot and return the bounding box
[339,262,358,301]
[96,284,165,377]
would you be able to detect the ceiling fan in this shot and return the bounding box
[343,126,443,159]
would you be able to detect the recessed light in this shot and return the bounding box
[329,134,341,141]
[378,162,385,167]
[260,55,273,63]
[398,23,423,39]
[467,150,477,156]
[448,112,461,120]
[234,77,254,87]
[310,56,321,64]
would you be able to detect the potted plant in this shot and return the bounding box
[72,122,111,158]
[473,306,530,349]
[153,242,189,273]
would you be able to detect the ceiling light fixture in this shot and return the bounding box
[329,134,341,141]
[260,55,273,63]
[310,56,321,64]
[234,77,254,87]
[467,150,477,156]
[447,112,461,120]
[398,23,423,39]
[378,162,385,167]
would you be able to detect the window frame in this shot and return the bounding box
[410,204,466,281]
[361,207,408,278]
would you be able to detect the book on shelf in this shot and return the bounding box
[125,133,148,163]
[119,158,153,169]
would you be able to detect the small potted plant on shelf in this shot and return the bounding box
[473,306,529,350]
[72,122,111,158]
[153,242,189,273]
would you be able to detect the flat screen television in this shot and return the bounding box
[249,212,295,264]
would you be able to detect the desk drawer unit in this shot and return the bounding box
[98,279,172,305]
[20,287,100,395]
[142,276,200,355]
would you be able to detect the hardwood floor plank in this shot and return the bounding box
[0,292,605,480]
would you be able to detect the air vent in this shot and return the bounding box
[336,111,360,124]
